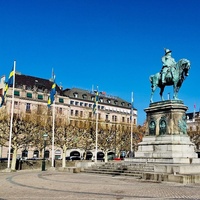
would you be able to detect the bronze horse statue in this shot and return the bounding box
[150,58,190,103]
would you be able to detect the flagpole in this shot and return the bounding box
[52,100,55,167]
[193,104,196,122]
[95,87,99,163]
[95,105,98,163]
[7,60,16,169]
[130,92,133,157]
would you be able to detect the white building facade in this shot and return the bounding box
[0,72,137,160]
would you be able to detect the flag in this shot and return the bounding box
[130,92,134,122]
[0,68,14,107]
[47,78,56,107]
[93,87,99,114]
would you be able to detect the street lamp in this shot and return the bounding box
[42,133,48,171]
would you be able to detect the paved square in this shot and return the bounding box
[0,170,200,199]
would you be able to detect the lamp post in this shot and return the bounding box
[42,133,48,171]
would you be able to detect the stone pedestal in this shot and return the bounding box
[126,100,200,183]
[134,100,200,165]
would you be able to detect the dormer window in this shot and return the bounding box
[82,94,87,99]
[114,100,118,105]
[99,98,103,103]
[121,102,125,106]
[107,99,111,103]
[73,93,78,98]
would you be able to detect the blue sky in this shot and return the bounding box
[0,0,200,125]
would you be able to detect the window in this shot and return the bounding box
[74,93,78,98]
[70,101,74,105]
[22,149,28,158]
[107,99,111,103]
[112,115,117,122]
[33,150,39,158]
[106,115,109,120]
[27,93,32,98]
[75,101,79,106]
[99,98,103,103]
[75,110,79,116]
[84,103,88,107]
[26,103,31,112]
[89,112,92,118]
[82,94,87,99]
[14,101,19,109]
[59,107,62,114]
[80,111,83,117]
[89,104,92,108]
[127,118,130,123]
[59,98,64,103]
[122,117,125,122]
[80,102,83,106]
[44,150,49,159]
[71,110,74,116]
[91,96,95,101]
[55,150,61,160]
[14,91,20,96]
[38,94,43,100]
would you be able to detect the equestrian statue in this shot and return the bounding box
[150,48,190,103]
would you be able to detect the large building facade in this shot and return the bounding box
[0,72,137,160]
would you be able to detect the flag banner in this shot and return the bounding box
[93,88,99,114]
[0,68,14,107]
[47,81,56,107]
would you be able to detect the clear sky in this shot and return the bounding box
[0,0,200,125]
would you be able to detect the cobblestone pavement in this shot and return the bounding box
[1,170,200,200]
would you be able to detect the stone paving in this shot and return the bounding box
[0,169,200,200]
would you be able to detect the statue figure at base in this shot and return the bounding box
[150,48,190,103]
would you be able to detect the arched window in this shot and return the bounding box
[44,150,49,159]
[22,149,28,158]
[33,150,39,158]
[55,150,61,160]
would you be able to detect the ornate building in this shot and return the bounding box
[0,72,137,160]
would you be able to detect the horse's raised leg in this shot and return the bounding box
[160,86,165,101]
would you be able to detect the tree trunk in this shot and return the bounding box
[62,144,67,168]
[11,145,17,171]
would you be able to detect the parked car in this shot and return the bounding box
[65,156,81,161]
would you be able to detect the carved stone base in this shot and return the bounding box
[134,100,200,164]
[145,100,187,135]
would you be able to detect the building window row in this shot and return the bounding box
[70,100,131,114]
[14,90,65,104]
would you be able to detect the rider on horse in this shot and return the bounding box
[161,48,176,83]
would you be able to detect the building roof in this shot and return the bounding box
[8,72,136,110]
[63,87,135,109]
[15,73,62,94]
